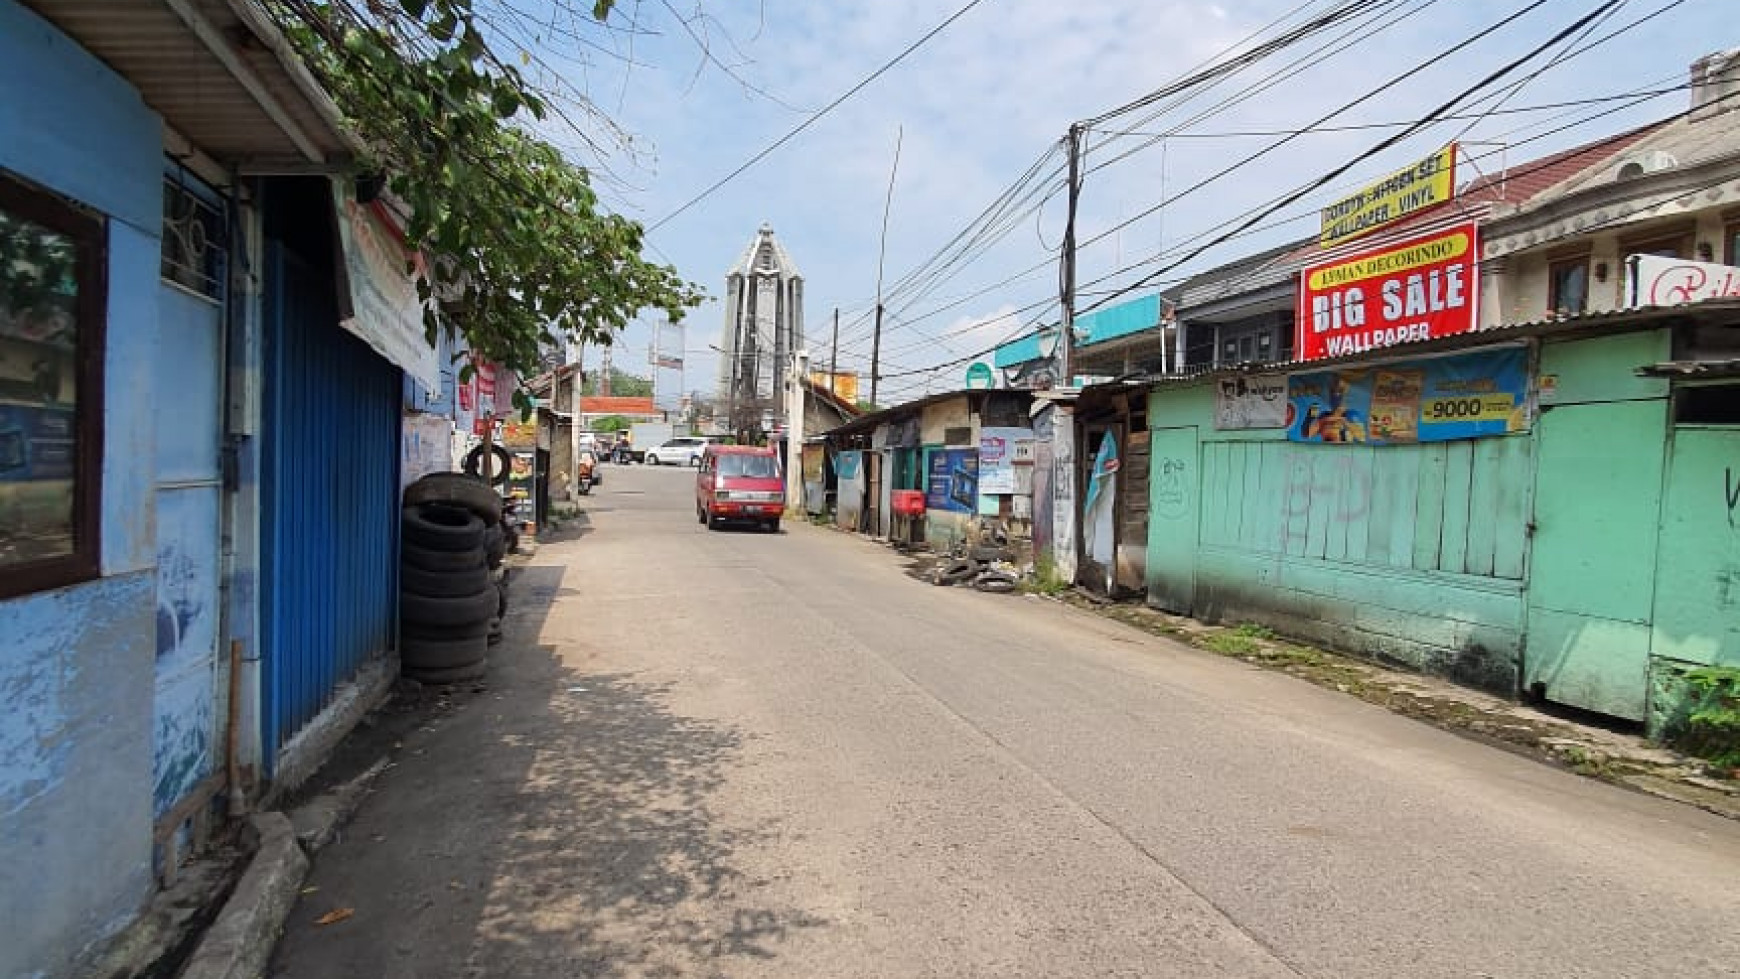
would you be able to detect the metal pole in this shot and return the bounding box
[870,125,903,408]
[830,306,839,389]
[1060,123,1082,388]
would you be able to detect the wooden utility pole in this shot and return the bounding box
[829,306,840,386]
[1059,123,1083,388]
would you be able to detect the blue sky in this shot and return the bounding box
[490,0,1733,406]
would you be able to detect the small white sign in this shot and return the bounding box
[1627,254,1740,308]
[1213,374,1288,430]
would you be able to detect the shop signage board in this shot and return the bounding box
[1319,144,1456,247]
[978,426,1031,494]
[1626,254,1740,307]
[1296,221,1479,362]
[1213,374,1288,429]
[1285,347,1528,445]
[925,448,978,513]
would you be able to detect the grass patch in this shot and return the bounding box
[1201,632,1262,656]
[1020,556,1071,597]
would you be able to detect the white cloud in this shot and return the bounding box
[519,0,1734,405]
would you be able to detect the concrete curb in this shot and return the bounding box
[177,758,392,979]
[177,814,307,979]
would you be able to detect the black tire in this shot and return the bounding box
[483,524,505,569]
[645,454,661,466]
[697,505,707,525]
[706,511,721,531]
[933,560,977,586]
[402,540,486,572]
[404,473,501,525]
[403,659,488,684]
[402,616,491,640]
[400,562,492,599]
[402,504,486,552]
[400,586,498,627]
[766,519,781,533]
[462,444,514,486]
[973,572,1016,593]
[401,632,487,669]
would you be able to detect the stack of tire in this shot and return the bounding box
[399,473,510,683]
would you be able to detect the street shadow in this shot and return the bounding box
[269,563,826,979]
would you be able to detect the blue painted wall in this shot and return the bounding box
[0,2,165,975]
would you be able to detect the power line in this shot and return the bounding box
[647,0,995,232]
[1075,0,1629,319]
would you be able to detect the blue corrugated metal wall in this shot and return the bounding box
[260,241,400,768]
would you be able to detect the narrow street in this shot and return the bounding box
[270,463,1740,979]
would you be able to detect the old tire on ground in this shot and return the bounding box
[403,658,488,684]
[403,472,501,525]
[400,562,492,599]
[933,560,977,585]
[400,586,498,628]
[973,571,1016,593]
[401,615,491,640]
[402,504,486,552]
[401,541,486,573]
[401,632,488,670]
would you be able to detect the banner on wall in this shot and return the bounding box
[1286,347,1529,444]
[1213,374,1288,430]
[333,184,441,389]
[978,427,1031,494]
[1296,221,1479,362]
[925,448,978,514]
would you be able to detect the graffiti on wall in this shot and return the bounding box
[1728,466,1738,526]
[1278,450,1371,553]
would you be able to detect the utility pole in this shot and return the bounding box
[869,303,884,407]
[869,125,903,409]
[829,306,839,388]
[1059,122,1083,388]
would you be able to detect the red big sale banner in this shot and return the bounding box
[1296,221,1479,362]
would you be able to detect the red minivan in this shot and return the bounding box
[696,445,785,532]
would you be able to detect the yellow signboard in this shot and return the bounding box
[810,370,860,405]
[1319,144,1457,248]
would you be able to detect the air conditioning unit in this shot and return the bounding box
[1613,150,1679,181]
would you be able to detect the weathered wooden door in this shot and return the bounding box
[1145,426,1200,614]
[1526,401,1666,719]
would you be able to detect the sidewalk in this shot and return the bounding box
[896,544,1740,821]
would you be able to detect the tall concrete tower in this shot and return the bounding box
[719,224,803,433]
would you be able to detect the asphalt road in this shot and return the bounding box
[270,462,1740,979]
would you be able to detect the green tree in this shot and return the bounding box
[267,0,702,414]
[590,415,629,433]
[582,368,654,398]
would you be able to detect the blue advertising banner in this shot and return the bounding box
[1286,347,1528,444]
[925,448,978,513]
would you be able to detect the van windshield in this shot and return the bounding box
[718,454,779,478]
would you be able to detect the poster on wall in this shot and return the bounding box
[978,427,1031,494]
[1296,221,1479,361]
[1286,347,1529,444]
[925,448,978,514]
[1213,374,1288,429]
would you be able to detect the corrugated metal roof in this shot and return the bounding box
[23,0,357,168]
[1101,300,1740,396]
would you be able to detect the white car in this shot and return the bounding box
[643,437,716,467]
